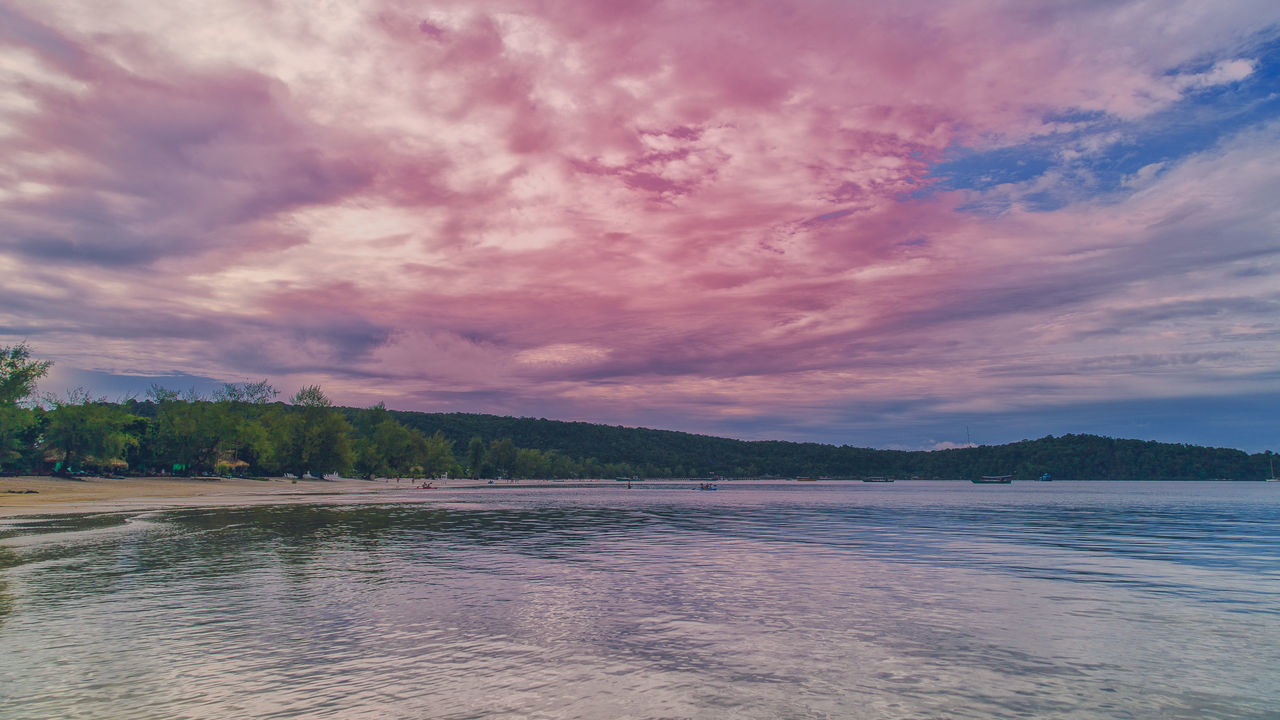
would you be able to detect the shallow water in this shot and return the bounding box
[2,481,1278,719]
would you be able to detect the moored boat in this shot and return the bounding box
[863,476,894,483]
[972,475,1013,484]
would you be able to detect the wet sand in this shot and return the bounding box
[0,475,424,518]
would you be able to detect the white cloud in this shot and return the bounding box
[1173,58,1256,91]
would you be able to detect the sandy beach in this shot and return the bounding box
[0,475,425,518]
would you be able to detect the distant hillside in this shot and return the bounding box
[356,409,1274,481]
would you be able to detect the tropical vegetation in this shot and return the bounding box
[0,344,1275,481]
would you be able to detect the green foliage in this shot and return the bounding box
[354,419,418,478]
[487,437,517,477]
[420,431,455,478]
[291,385,332,408]
[0,405,41,472]
[212,382,278,472]
[214,380,278,404]
[146,384,181,404]
[377,411,1274,481]
[0,350,1269,480]
[43,389,137,475]
[134,382,279,476]
[466,436,485,478]
[0,343,52,406]
[350,404,458,479]
[267,386,353,477]
[150,399,228,474]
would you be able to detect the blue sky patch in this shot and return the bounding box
[927,32,1280,212]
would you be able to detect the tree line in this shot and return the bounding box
[1,343,1275,480]
[0,343,646,479]
[375,409,1276,481]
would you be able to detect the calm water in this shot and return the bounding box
[2,481,1278,719]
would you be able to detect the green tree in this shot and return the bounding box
[213,380,278,405]
[0,405,40,472]
[466,436,485,478]
[419,431,455,478]
[272,385,353,478]
[0,343,52,406]
[43,389,136,475]
[487,437,517,478]
[547,450,580,479]
[513,447,551,478]
[148,389,231,475]
[212,381,277,473]
[292,385,331,409]
[0,343,52,472]
[351,403,392,478]
[355,417,421,478]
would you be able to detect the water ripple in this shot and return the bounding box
[1,482,1277,719]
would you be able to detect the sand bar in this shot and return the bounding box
[0,475,431,518]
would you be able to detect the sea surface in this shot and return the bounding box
[1,481,1278,719]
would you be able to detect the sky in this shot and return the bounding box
[2,0,1278,452]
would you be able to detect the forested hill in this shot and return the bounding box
[371,409,1273,481]
[4,341,1269,480]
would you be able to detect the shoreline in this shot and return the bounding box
[6,476,1256,519]
[0,475,431,519]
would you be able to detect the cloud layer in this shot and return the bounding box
[3,0,1278,450]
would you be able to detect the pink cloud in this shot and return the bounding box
[2,0,1278,447]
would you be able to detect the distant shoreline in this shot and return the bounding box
[5,475,1271,520]
[0,475,428,519]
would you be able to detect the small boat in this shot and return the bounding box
[1266,457,1278,482]
[862,476,894,483]
[794,477,816,482]
[697,483,718,490]
[1039,473,1052,482]
[972,475,1013,484]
